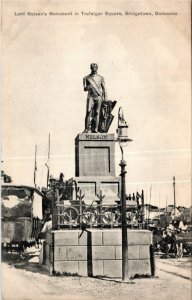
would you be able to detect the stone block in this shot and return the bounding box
[78,260,104,277]
[54,246,67,261]
[78,230,103,246]
[103,259,150,278]
[54,230,79,246]
[128,230,152,245]
[92,260,104,276]
[139,231,152,245]
[139,245,150,259]
[115,245,139,260]
[103,260,121,277]
[103,229,121,245]
[87,230,103,245]
[78,261,88,276]
[98,229,152,246]
[67,246,87,260]
[78,230,87,245]
[128,259,151,277]
[92,246,115,260]
[54,261,79,274]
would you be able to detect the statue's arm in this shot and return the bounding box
[83,77,88,92]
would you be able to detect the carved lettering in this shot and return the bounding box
[85,134,107,140]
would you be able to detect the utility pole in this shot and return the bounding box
[149,184,152,222]
[46,133,50,188]
[145,191,148,223]
[165,195,168,226]
[173,176,176,218]
[158,190,161,219]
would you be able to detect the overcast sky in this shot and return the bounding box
[2,0,191,207]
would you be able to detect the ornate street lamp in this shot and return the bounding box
[116,107,132,281]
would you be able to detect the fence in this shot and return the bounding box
[52,189,144,230]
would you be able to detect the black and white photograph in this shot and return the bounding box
[1,0,191,299]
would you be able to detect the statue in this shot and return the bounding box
[83,63,116,133]
[98,100,117,133]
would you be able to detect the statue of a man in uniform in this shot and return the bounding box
[83,63,107,133]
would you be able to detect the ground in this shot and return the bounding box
[1,251,192,300]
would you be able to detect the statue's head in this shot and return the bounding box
[90,63,98,73]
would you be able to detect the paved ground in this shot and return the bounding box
[1,253,192,300]
[157,257,191,280]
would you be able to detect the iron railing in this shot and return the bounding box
[51,188,145,229]
[54,201,143,229]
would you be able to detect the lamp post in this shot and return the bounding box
[116,107,132,281]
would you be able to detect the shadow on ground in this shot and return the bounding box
[2,252,49,275]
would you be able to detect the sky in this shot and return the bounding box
[2,0,191,208]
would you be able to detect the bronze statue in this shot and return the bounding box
[83,63,116,133]
[98,100,117,133]
[83,63,107,133]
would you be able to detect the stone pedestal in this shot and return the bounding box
[72,133,119,204]
[68,176,120,204]
[75,133,115,177]
[44,229,153,278]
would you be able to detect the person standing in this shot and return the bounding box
[177,220,188,257]
[39,215,52,265]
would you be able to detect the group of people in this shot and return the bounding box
[161,219,188,258]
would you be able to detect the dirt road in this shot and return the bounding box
[1,255,191,300]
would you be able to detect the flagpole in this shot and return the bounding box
[165,195,168,226]
[46,134,50,188]
[173,176,176,219]
[158,190,161,219]
[34,145,37,187]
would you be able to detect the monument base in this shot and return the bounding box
[68,176,120,205]
[43,229,153,278]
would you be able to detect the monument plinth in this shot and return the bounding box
[71,133,120,204]
[75,133,115,177]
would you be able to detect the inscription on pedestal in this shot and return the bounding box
[85,134,108,140]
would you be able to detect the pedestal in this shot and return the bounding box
[75,133,115,177]
[44,229,153,278]
[68,176,120,204]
